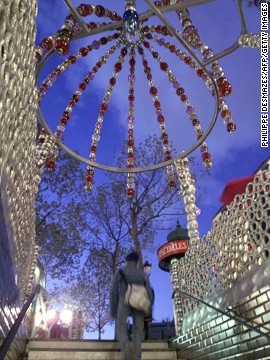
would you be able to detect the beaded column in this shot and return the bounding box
[170,258,184,335]
[238,33,262,49]
[174,157,200,246]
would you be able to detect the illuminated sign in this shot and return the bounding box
[157,240,188,263]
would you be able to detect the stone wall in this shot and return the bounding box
[0,0,39,359]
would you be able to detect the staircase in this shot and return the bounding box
[26,339,183,360]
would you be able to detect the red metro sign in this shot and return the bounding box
[158,240,189,263]
[157,239,189,272]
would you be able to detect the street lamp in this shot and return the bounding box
[143,260,152,278]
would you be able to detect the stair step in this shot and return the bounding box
[26,340,182,360]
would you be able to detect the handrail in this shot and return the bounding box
[172,289,270,342]
[0,284,41,360]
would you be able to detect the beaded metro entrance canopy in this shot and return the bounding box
[36,0,258,197]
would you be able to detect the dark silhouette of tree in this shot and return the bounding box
[36,136,206,333]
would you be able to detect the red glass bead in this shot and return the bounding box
[161,133,168,140]
[95,5,105,17]
[160,62,168,71]
[180,94,188,102]
[157,114,164,123]
[100,37,108,45]
[128,94,135,102]
[221,109,231,118]
[128,129,133,135]
[143,25,149,32]
[128,152,134,158]
[111,12,118,20]
[84,78,90,84]
[92,66,98,73]
[89,22,97,29]
[150,86,158,96]
[42,37,53,50]
[79,83,86,90]
[96,62,102,68]
[80,47,89,57]
[41,83,48,90]
[162,26,169,35]
[144,66,151,74]
[184,56,192,64]
[46,160,56,171]
[130,59,136,67]
[128,164,134,169]
[201,152,211,161]
[55,69,61,76]
[152,51,158,59]
[127,188,135,197]
[121,48,128,56]
[192,118,199,126]
[247,243,252,252]
[72,94,79,102]
[156,25,162,33]
[217,77,227,86]
[63,111,71,119]
[143,59,148,67]
[86,176,93,184]
[219,82,232,96]
[165,155,172,160]
[113,33,119,39]
[68,56,77,64]
[226,122,236,133]
[144,41,150,48]
[110,77,116,86]
[197,69,204,77]
[169,45,176,53]
[55,38,69,55]
[101,103,108,111]
[145,33,153,39]
[128,140,134,146]
[163,139,169,145]
[154,101,160,108]
[79,4,90,16]
[86,169,94,176]
[168,180,176,188]
[176,87,184,96]
[114,63,122,72]
[60,118,68,125]
[90,146,97,152]
[138,47,144,55]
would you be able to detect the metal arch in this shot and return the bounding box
[36,0,250,173]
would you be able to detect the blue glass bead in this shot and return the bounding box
[123,9,139,34]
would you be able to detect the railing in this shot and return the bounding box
[172,289,270,342]
[0,285,41,360]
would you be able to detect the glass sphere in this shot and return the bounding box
[123,10,139,34]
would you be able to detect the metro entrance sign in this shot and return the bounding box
[158,239,189,272]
